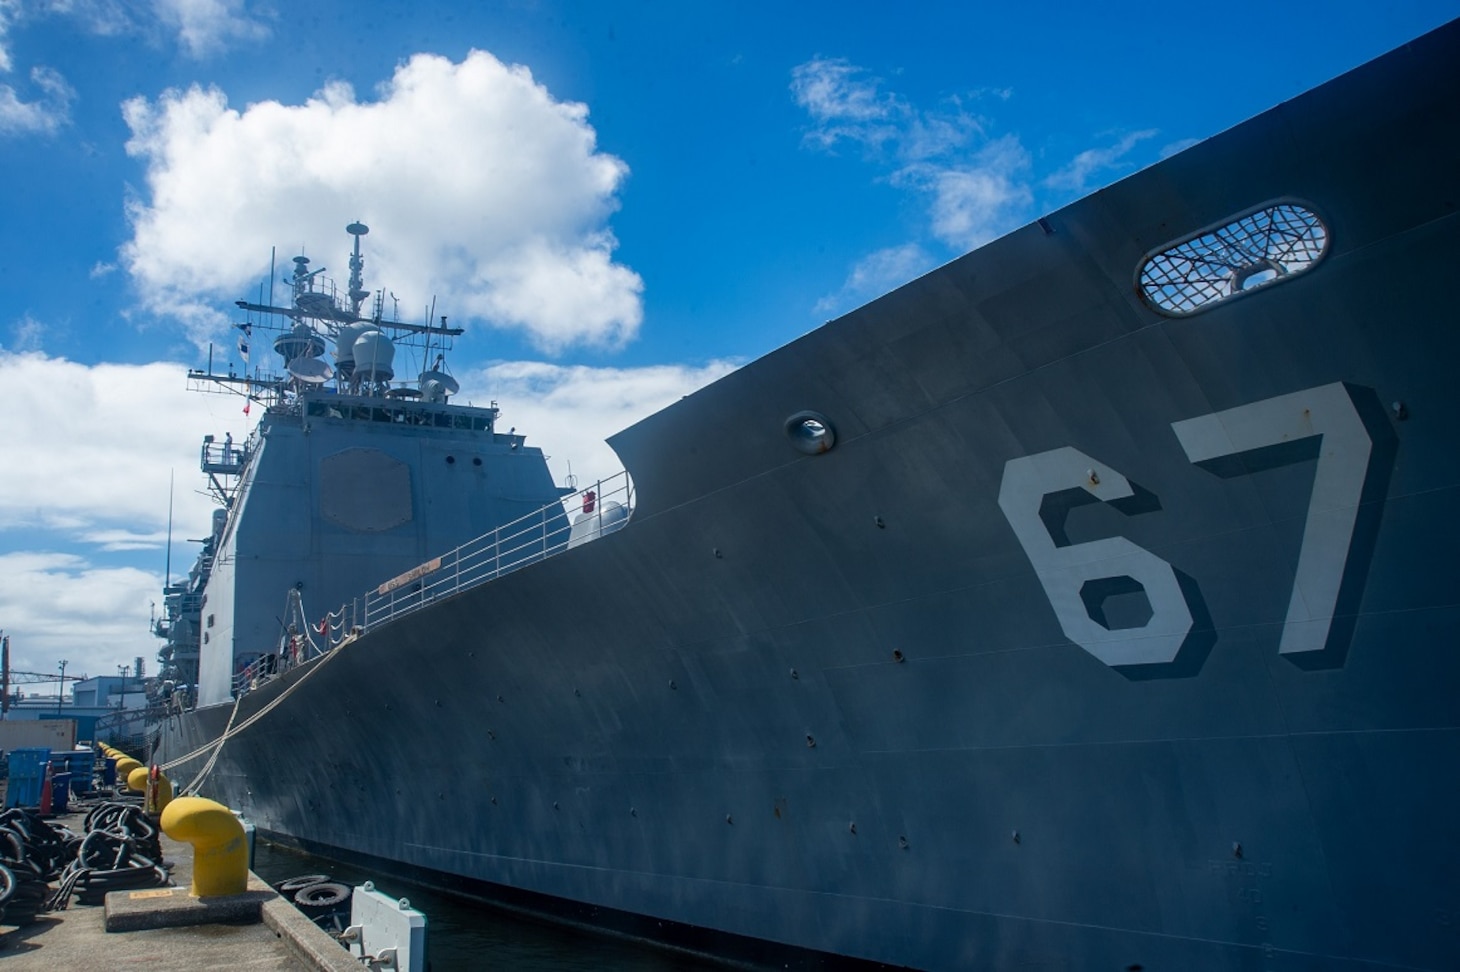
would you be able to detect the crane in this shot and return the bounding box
[1,633,87,715]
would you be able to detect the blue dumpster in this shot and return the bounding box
[62,751,93,793]
[50,772,72,814]
[5,748,52,808]
[103,757,117,786]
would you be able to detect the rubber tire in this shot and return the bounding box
[293,881,350,910]
[277,873,330,893]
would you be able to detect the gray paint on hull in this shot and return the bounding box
[162,21,1460,971]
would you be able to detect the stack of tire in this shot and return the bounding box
[274,873,352,933]
[0,808,79,925]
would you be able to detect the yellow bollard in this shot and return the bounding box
[145,766,174,815]
[115,757,143,781]
[126,766,149,793]
[161,797,249,897]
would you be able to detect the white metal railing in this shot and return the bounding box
[351,471,632,641]
[227,472,632,701]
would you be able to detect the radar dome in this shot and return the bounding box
[353,329,395,383]
[334,322,372,376]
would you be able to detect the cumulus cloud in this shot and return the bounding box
[0,551,160,680]
[814,243,936,317]
[1045,129,1158,194]
[461,358,739,486]
[0,350,250,540]
[0,65,75,135]
[0,350,732,677]
[121,51,642,353]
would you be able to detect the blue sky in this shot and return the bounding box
[0,0,1455,687]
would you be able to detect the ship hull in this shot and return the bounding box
[160,22,1460,971]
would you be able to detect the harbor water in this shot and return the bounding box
[251,839,724,971]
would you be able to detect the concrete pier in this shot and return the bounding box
[0,809,357,971]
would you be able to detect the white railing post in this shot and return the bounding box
[336,470,631,634]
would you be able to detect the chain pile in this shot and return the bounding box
[0,808,80,924]
[48,803,170,910]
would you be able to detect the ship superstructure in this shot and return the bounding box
[157,224,571,707]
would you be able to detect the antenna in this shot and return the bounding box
[165,469,174,586]
[346,221,370,314]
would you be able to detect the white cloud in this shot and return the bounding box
[121,51,642,354]
[0,0,15,73]
[0,64,74,135]
[814,243,936,317]
[82,528,171,552]
[42,0,134,39]
[0,0,261,71]
[0,351,250,539]
[0,350,732,678]
[790,56,987,163]
[1159,137,1202,159]
[791,56,1030,260]
[903,134,1033,250]
[8,313,45,351]
[461,358,739,487]
[0,551,160,681]
[1044,129,1158,194]
[152,0,268,58]
[790,56,906,151]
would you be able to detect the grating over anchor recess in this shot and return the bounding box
[1137,201,1328,315]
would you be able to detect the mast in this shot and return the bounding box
[164,470,174,586]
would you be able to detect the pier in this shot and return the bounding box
[0,806,357,971]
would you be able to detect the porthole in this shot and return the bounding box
[785,411,836,455]
[1137,201,1329,316]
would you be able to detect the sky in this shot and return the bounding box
[0,0,1455,691]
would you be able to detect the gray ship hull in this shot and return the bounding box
[160,22,1460,971]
